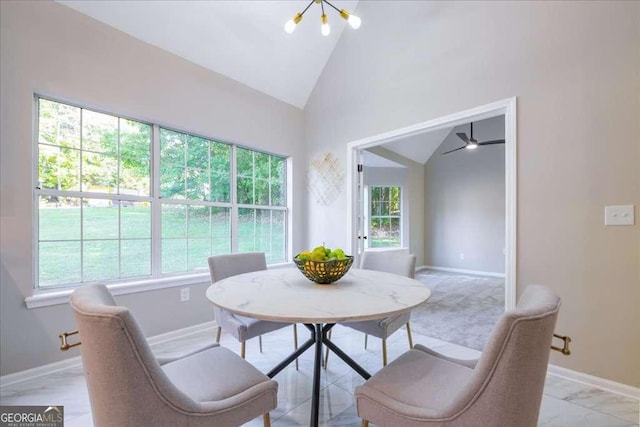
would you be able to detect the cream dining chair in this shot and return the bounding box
[325,249,417,367]
[356,284,561,427]
[208,252,298,366]
[71,284,278,427]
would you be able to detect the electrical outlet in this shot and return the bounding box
[604,205,634,226]
[180,287,190,302]
[459,253,465,260]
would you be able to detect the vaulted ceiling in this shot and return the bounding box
[58,0,360,109]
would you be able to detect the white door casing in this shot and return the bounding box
[346,97,517,310]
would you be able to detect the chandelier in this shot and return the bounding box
[284,0,361,36]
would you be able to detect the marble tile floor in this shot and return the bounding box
[1,325,638,426]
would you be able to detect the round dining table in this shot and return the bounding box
[206,267,431,427]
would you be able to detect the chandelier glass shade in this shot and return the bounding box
[284,0,361,36]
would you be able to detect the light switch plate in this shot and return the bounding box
[604,205,634,226]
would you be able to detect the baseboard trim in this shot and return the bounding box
[0,321,218,387]
[418,265,506,278]
[547,364,639,400]
[0,355,84,388]
[146,320,217,346]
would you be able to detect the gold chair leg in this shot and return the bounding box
[382,338,388,366]
[361,419,369,427]
[263,412,271,427]
[215,326,222,343]
[293,324,299,370]
[241,341,246,359]
[406,322,414,349]
[324,329,332,369]
[259,335,263,353]
[364,333,368,349]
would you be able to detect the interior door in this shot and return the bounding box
[355,151,366,265]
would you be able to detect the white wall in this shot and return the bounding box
[0,1,305,375]
[424,116,505,273]
[304,1,640,387]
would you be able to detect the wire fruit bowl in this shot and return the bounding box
[294,256,354,284]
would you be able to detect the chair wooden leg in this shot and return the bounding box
[215,326,222,343]
[324,329,332,369]
[259,335,263,353]
[364,333,368,349]
[293,324,299,370]
[382,338,388,366]
[241,341,246,359]
[361,419,369,427]
[406,322,414,349]
[263,412,271,427]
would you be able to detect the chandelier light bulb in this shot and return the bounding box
[284,13,303,34]
[321,14,330,36]
[348,14,361,29]
[339,10,361,29]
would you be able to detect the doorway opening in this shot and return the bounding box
[346,98,517,310]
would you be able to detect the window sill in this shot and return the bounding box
[24,262,294,309]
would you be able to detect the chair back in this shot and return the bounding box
[452,285,561,426]
[208,252,267,283]
[208,252,268,326]
[360,249,416,279]
[71,284,196,426]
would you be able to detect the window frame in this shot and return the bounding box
[32,95,290,294]
[366,185,403,248]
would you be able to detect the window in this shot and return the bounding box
[368,186,401,248]
[35,97,288,289]
[236,148,287,261]
[159,128,232,274]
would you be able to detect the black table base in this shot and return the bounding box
[266,323,371,427]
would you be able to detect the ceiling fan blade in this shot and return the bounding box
[441,146,466,155]
[456,132,469,143]
[478,140,505,146]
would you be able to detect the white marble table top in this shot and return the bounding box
[205,267,431,324]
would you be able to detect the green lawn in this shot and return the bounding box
[38,205,285,287]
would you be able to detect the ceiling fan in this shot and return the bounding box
[441,122,505,155]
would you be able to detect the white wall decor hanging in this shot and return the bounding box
[307,152,344,206]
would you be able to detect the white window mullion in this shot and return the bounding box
[117,119,122,279]
[151,124,162,278]
[79,109,85,281]
[230,145,238,253]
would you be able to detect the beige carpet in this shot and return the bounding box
[410,269,505,351]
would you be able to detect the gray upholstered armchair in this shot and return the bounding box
[326,249,417,367]
[71,284,278,427]
[208,252,298,365]
[356,285,561,427]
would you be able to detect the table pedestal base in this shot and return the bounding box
[266,323,371,427]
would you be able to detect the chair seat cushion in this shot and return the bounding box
[163,345,276,403]
[343,311,411,339]
[356,347,473,420]
[216,307,289,342]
